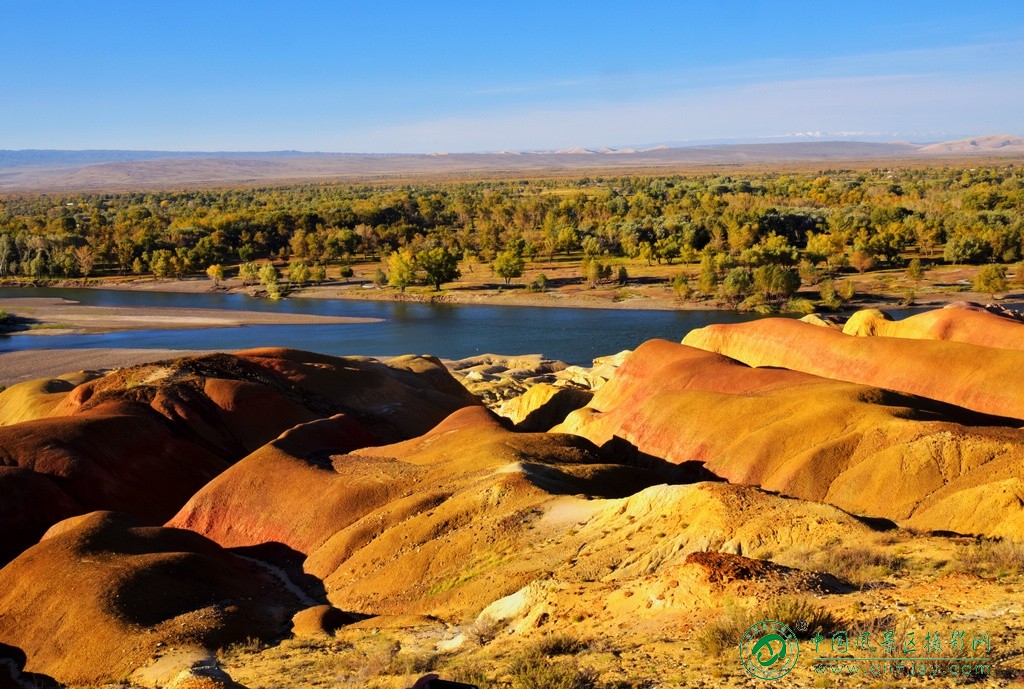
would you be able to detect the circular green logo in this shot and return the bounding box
[740,620,800,681]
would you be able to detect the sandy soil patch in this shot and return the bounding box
[0,296,381,335]
[0,348,214,387]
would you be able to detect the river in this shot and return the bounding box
[0,287,948,365]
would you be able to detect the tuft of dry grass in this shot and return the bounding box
[508,648,599,689]
[952,540,1024,578]
[532,633,589,657]
[794,546,907,587]
[697,596,843,656]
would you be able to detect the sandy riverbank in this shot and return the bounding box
[0,348,214,387]
[0,297,382,335]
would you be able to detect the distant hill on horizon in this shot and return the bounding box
[1,135,1022,192]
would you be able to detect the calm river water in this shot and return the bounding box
[0,287,947,365]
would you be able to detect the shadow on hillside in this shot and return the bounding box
[0,642,61,689]
[600,435,724,486]
[231,541,329,604]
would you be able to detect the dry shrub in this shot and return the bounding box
[762,597,843,638]
[466,614,502,647]
[532,633,588,657]
[953,540,1024,578]
[805,546,906,587]
[448,660,489,686]
[696,605,754,657]
[697,597,842,656]
[508,649,598,689]
[387,652,439,675]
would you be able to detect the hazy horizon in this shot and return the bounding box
[6,131,1017,157]
[3,1,1023,153]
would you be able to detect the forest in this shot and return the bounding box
[0,163,1022,309]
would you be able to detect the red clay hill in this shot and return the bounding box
[682,311,1024,421]
[0,511,302,685]
[0,348,479,564]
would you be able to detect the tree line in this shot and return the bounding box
[0,164,1021,305]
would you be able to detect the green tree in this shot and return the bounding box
[719,267,753,303]
[149,250,173,278]
[944,233,991,265]
[238,262,260,285]
[581,235,603,258]
[740,233,799,267]
[417,246,461,290]
[753,264,801,301]
[387,248,417,292]
[583,259,611,287]
[259,263,281,299]
[0,234,12,277]
[206,263,224,286]
[556,226,580,256]
[905,258,925,285]
[309,264,327,285]
[493,249,525,285]
[973,264,1008,298]
[258,262,279,288]
[288,260,310,286]
[818,280,840,309]
[655,236,681,264]
[638,243,655,266]
[698,253,718,295]
[672,272,693,300]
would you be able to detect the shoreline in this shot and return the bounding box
[4,269,1019,314]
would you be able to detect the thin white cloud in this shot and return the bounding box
[327,71,1024,152]
[467,39,1024,105]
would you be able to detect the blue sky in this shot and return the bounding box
[1,1,1022,152]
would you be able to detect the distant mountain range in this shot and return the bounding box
[1,134,1021,192]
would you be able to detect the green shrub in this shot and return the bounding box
[973,263,1008,296]
[672,272,693,299]
[836,280,856,302]
[783,298,817,314]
